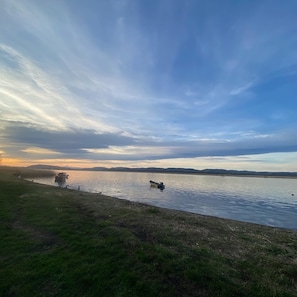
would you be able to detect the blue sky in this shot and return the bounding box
[1,0,297,171]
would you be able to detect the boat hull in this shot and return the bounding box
[149,180,165,190]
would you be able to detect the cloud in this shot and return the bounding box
[1,0,297,170]
[1,121,297,163]
[2,124,134,148]
[230,82,254,96]
[0,0,182,135]
[21,147,62,155]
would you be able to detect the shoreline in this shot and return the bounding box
[19,167,297,231]
[16,170,297,233]
[25,165,297,179]
[26,172,297,232]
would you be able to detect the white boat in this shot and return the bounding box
[149,180,165,190]
[54,172,69,183]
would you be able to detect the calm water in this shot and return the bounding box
[33,170,297,230]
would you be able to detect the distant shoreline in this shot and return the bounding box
[26,164,297,179]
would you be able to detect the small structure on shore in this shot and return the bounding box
[54,172,69,185]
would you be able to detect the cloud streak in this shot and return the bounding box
[1,122,297,164]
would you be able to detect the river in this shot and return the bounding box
[32,170,297,230]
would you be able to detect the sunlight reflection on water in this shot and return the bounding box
[33,170,297,230]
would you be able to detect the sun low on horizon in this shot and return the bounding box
[1,0,297,172]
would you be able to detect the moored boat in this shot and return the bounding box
[55,172,69,183]
[149,180,165,190]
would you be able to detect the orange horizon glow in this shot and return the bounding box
[1,158,32,167]
[0,157,143,169]
[1,158,99,169]
[2,154,297,172]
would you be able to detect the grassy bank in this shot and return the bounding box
[3,166,56,178]
[0,167,296,297]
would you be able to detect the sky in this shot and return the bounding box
[1,0,297,171]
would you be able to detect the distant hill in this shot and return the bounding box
[27,164,297,177]
[27,164,71,170]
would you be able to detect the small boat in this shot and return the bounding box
[54,172,69,183]
[149,180,165,190]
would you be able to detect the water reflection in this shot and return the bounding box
[32,171,297,230]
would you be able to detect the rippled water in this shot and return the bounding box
[33,170,297,230]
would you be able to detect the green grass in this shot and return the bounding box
[7,166,56,178]
[0,166,297,297]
